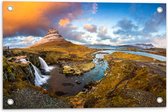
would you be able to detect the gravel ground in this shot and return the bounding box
[3,88,71,109]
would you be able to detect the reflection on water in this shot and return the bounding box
[96,49,166,61]
[48,48,166,96]
[48,52,109,96]
[121,51,166,61]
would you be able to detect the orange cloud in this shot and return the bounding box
[83,24,97,33]
[3,2,82,37]
[59,18,70,27]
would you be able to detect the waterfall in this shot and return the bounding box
[31,64,50,86]
[20,59,27,62]
[19,58,50,86]
[39,57,50,72]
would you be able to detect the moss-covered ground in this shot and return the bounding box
[68,52,166,108]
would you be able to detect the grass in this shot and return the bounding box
[3,57,33,96]
[68,52,166,107]
[105,52,159,62]
[3,40,96,96]
[9,41,96,65]
[63,62,95,76]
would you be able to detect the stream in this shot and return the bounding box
[47,48,166,96]
[22,48,166,96]
[48,52,108,96]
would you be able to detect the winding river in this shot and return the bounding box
[48,48,166,96]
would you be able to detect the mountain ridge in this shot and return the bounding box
[30,28,70,48]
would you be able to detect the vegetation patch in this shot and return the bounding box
[63,62,95,76]
[68,52,166,107]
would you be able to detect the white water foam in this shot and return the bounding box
[32,64,50,86]
[39,57,52,72]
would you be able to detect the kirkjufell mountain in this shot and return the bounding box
[30,28,71,48]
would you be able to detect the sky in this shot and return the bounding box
[3,2,166,48]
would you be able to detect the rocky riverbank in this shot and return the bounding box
[63,62,95,76]
[67,52,166,107]
[3,29,166,108]
[3,29,96,108]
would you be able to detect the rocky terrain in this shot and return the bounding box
[3,29,96,108]
[3,29,166,108]
[67,52,166,107]
[4,88,71,109]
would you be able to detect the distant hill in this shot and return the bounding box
[119,44,154,49]
[87,43,155,50]
[133,44,154,49]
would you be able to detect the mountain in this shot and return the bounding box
[133,44,154,49]
[30,28,71,48]
[119,44,155,49]
[86,44,117,49]
[86,43,155,50]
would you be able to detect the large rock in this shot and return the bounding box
[3,57,35,95]
[27,53,41,68]
[63,62,95,76]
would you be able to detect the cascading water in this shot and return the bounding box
[31,64,50,86]
[39,57,50,72]
[19,58,50,86]
[20,59,27,62]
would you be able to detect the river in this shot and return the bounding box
[48,48,166,96]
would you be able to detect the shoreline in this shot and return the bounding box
[3,48,166,108]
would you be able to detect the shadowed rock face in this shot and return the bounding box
[31,28,65,47]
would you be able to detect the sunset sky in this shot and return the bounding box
[3,2,166,48]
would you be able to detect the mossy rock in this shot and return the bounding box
[63,62,95,76]
[3,57,35,96]
[27,53,41,68]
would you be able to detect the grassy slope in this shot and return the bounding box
[68,52,166,108]
[11,40,96,64]
[3,40,96,96]
[146,48,166,56]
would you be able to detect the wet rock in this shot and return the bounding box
[27,53,41,68]
[84,82,97,90]
[55,91,67,96]
[75,80,81,84]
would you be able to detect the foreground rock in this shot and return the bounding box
[3,57,35,95]
[3,88,71,109]
[63,62,95,75]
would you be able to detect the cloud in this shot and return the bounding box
[97,26,112,40]
[58,18,70,27]
[3,2,82,37]
[57,24,86,43]
[22,36,35,44]
[3,36,42,48]
[151,34,166,48]
[117,19,138,30]
[112,8,166,45]
[113,19,140,36]
[83,24,97,33]
[142,6,166,35]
